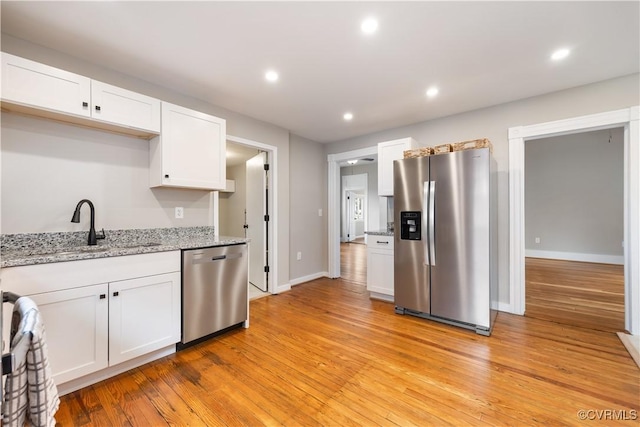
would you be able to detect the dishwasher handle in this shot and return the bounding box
[190,252,243,264]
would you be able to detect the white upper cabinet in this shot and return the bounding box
[90,80,160,133]
[1,52,160,137]
[378,137,418,196]
[1,52,91,118]
[149,102,226,190]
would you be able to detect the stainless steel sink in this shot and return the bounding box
[52,247,110,256]
[10,242,163,260]
[122,242,163,249]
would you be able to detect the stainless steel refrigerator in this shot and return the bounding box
[393,148,498,335]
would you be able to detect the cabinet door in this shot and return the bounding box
[108,272,180,366]
[29,284,109,385]
[150,102,226,190]
[1,52,91,118]
[367,248,394,297]
[378,138,417,196]
[91,80,160,133]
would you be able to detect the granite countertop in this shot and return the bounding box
[1,226,248,268]
[365,230,394,236]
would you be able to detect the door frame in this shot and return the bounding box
[212,134,279,293]
[328,146,377,277]
[509,106,639,334]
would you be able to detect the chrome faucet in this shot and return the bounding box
[71,199,106,245]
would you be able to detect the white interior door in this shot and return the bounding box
[246,152,268,291]
[347,191,365,241]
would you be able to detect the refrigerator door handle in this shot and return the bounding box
[428,180,436,266]
[423,181,430,265]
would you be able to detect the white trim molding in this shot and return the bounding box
[509,106,640,335]
[327,146,378,278]
[525,250,624,265]
[290,271,329,286]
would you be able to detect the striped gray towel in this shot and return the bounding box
[2,297,60,427]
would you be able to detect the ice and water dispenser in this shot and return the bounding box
[400,211,421,240]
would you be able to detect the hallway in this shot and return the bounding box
[340,242,367,284]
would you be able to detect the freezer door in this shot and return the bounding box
[394,157,430,314]
[429,149,491,328]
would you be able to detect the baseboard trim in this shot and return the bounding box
[525,249,624,265]
[57,345,175,396]
[492,301,513,313]
[290,271,329,287]
[272,283,292,294]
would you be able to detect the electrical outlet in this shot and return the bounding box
[297,251,302,261]
[175,207,184,219]
[535,237,540,244]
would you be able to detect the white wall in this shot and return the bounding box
[325,73,640,306]
[525,128,624,262]
[1,34,292,288]
[1,113,213,233]
[218,163,247,238]
[289,134,327,281]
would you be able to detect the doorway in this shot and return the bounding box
[509,106,639,335]
[523,128,624,332]
[328,146,378,278]
[215,135,279,298]
[246,151,269,293]
[341,172,368,243]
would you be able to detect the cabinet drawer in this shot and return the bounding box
[367,235,394,250]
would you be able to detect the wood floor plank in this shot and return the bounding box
[54,274,638,426]
[525,258,625,332]
[341,242,367,284]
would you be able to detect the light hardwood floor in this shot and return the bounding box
[340,242,366,284]
[54,277,638,426]
[525,258,625,332]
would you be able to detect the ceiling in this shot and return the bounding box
[1,2,638,143]
[226,141,260,167]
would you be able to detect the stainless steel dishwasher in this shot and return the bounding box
[179,244,248,348]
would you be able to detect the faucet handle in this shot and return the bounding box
[97,228,106,240]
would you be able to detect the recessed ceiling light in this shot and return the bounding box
[426,87,439,98]
[265,70,279,82]
[551,48,570,61]
[361,18,378,34]
[343,112,354,121]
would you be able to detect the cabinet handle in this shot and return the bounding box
[82,102,89,108]
[377,241,389,244]
[113,291,119,297]
[99,294,106,299]
[95,105,101,111]
[164,174,170,179]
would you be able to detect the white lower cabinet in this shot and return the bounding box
[366,236,394,301]
[0,251,181,389]
[109,272,180,366]
[30,284,109,385]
